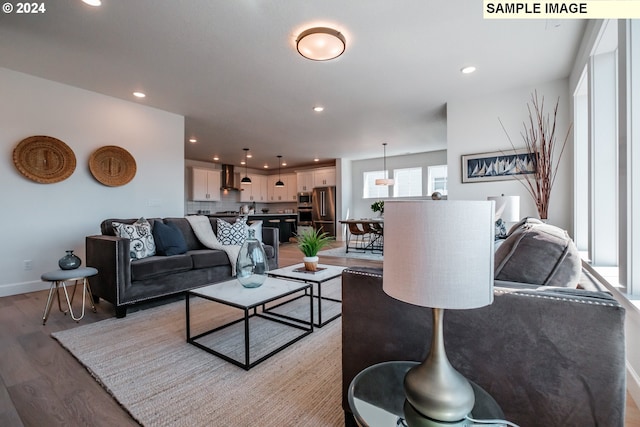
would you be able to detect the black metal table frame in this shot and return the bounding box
[266,270,342,328]
[186,284,313,370]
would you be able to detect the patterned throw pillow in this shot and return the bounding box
[216,219,247,246]
[112,217,156,259]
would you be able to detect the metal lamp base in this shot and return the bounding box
[403,308,475,424]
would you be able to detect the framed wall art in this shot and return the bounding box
[461,148,535,183]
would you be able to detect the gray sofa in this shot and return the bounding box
[86,217,279,318]
[341,219,627,427]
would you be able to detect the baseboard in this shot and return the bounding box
[0,280,49,297]
[628,362,640,411]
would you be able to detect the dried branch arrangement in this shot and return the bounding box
[500,91,572,220]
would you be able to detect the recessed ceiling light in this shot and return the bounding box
[461,66,477,74]
[282,161,287,166]
[133,91,146,98]
[82,0,101,6]
[296,27,346,61]
[189,138,197,143]
[314,158,320,162]
[264,165,269,169]
[213,156,219,161]
[247,153,253,158]
[313,106,324,112]
[241,160,246,165]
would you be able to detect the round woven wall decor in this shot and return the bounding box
[12,135,76,184]
[89,145,137,187]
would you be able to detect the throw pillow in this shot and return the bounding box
[248,220,263,243]
[112,217,156,260]
[153,221,188,256]
[216,219,247,246]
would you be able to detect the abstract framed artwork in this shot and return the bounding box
[461,148,535,183]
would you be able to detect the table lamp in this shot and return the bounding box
[382,200,495,424]
[487,194,520,223]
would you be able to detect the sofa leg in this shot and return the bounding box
[115,306,127,318]
[344,411,357,427]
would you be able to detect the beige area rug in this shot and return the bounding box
[318,246,383,261]
[51,280,344,427]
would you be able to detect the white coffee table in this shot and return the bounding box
[267,263,346,327]
[186,277,313,370]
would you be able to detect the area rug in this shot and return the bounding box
[51,283,344,427]
[318,246,383,261]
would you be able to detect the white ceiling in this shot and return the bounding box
[0,1,585,170]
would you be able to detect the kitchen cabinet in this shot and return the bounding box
[314,167,336,187]
[297,171,314,192]
[240,174,268,202]
[191,168,221,201]
[267,173,296,202]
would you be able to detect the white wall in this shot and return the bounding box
[0,68,185,296]
[349,150,447,219]
[447,79,573,232]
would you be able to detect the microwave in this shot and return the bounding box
[298,192,312,205]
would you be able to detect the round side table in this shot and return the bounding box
[348,361,504,427]
[41,267,98,324]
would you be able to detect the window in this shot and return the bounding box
[363,170,389,199]
[427,165,448,196]
[393,167,423,197]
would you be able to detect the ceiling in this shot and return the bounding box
[0,1,586,170]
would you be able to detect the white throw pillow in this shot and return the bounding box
[112,217,156,260]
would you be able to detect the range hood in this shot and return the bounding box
[220,164,240,191]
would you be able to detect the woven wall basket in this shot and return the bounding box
[89,145,137,187]
[13,135,77,184]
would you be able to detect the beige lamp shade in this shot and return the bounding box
[487,195,520,222]
[382,200,495,309]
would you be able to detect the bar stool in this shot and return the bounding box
[41,267,98,324]
[284,218,297,241]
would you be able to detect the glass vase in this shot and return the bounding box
[58,250,81,270]
[236,229,268,288]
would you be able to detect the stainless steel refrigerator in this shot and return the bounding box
[312,186,336,237]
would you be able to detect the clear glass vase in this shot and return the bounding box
[236,229,268,288]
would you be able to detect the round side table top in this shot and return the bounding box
[41,267,98,281]
[348,361,504,427]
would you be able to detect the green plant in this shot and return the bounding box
[371,200,384,213]
[296,228,332,257]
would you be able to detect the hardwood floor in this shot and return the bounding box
[0,241,638,426]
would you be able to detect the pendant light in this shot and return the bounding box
[241,148,251,184]
[375,143,395,185]
[275,155,285,187]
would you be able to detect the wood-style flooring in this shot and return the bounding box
[0,242,638,426]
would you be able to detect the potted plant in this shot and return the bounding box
[371,200,384,217]
[297,228,332,271]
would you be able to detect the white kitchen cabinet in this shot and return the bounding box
[191,168,221,201]
[313,167,336,187]
[296,171,314,192]
[268,173,297,202]
[240,174,268,202]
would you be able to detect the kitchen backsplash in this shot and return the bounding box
[185,191,296,215]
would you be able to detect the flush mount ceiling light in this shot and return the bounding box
[241,148,251,184]
[296,27,346,61]
[275,155,285,187]
[375,142,395,186]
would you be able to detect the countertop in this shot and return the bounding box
[195,213,298,217]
